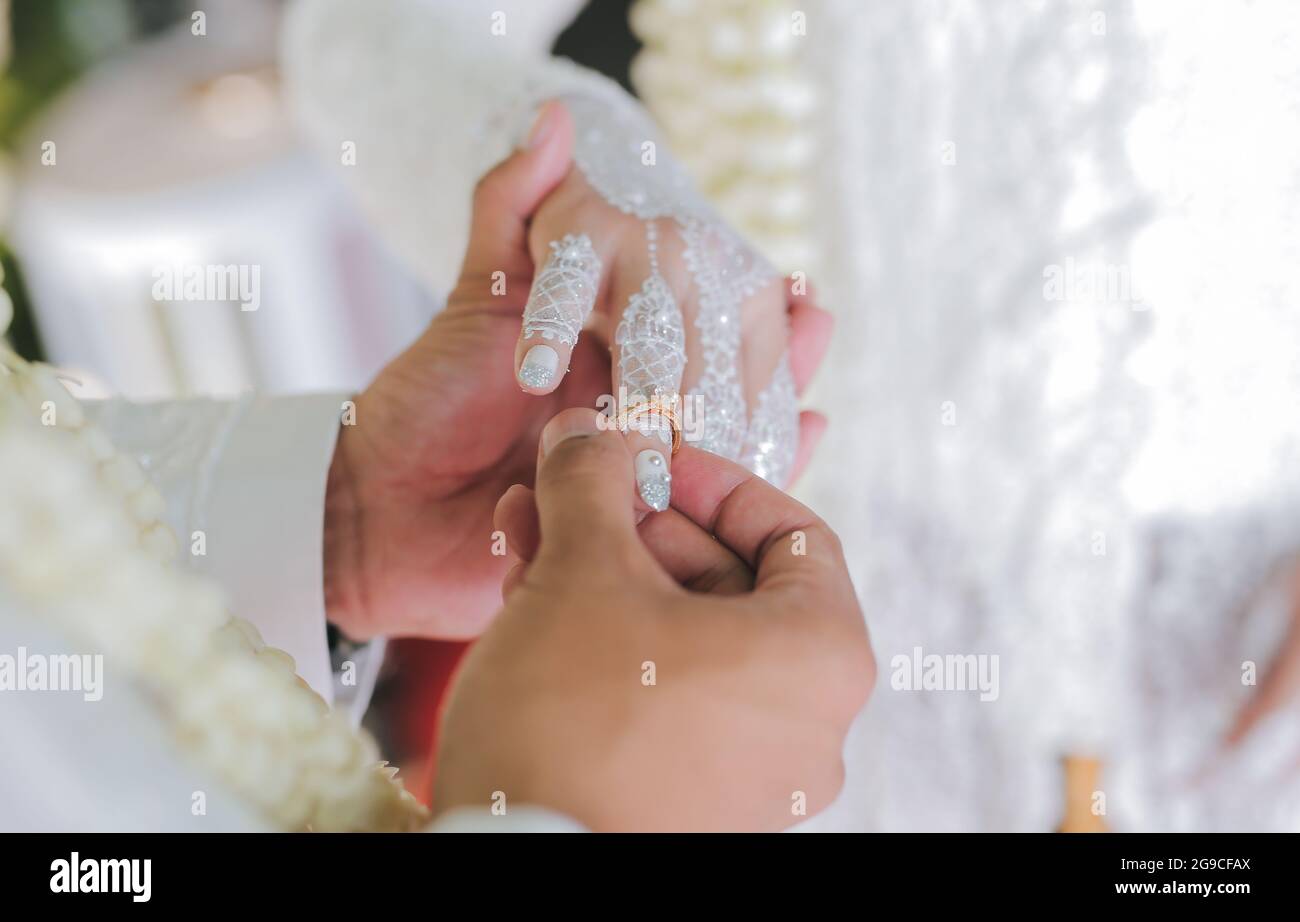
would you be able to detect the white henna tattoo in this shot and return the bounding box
[521,234,602,347]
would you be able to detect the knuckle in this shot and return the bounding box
[826,602,874,701]
[789,517,844,570]
[571,194,616,231]
[817,522,846,565]
[839,635,877,715]
[752,273,789,316]
[826,757,847,804]
[807,617,874,727]
[797,755,846,819]
[530,173,618,239]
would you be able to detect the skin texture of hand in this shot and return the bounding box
[431,409,875,832]
[325,102,834,641]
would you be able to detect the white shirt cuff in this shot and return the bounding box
[197,392,347,703]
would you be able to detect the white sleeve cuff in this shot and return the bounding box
[85,393,353,707]
[196,393,348,704]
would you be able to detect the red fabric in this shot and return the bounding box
[384,638,471,806]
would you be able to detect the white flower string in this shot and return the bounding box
[0,311,425,832]
[630,0,817,273]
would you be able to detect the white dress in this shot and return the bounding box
[282,0,1300,831]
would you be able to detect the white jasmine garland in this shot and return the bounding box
[0,322,425,831]
[630,0,816,272]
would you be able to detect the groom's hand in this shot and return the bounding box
[432,409,874,832]
[323,102,598,640]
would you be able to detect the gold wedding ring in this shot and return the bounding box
[622,398,682,456]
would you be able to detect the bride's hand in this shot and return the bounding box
[325,102,831,641]
[511,99,824,511]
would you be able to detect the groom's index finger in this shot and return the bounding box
[667,446,854,602]
[670,447,874,729]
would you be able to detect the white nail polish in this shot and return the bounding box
[635,449,671,512]
[518,344,559,388]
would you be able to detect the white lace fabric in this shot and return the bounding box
[796,0,1300,831]
[615,271,685,402]
[284,0,1300,830]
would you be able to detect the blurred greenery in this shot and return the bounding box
[1,0,185,140]
[0,0,187,361]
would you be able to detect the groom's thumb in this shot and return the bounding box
[463,100,573,280]
[533,409,645,567]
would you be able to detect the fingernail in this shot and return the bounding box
[518,344,559,389]
[525,102,557,150]
[635,449,671,512]
[541,410,601,456]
